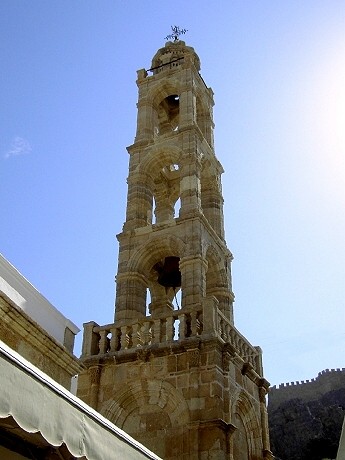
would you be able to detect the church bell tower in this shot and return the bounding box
[79,37,272,460]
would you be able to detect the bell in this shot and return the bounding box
[154,256,181,289]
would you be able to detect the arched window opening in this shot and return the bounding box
[174,197,181,219]
[152,163,180,223]
[172,288,181,310]
[154,256,181,292]
[147,200,153,225]
[146,288,151,316]
[196,96,212,145]
[157,95,180,134]
[152,196,157,224]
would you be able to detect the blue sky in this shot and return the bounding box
[1,1,344,387]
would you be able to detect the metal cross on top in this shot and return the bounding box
[165,25,188,42]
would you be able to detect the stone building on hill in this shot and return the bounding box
[268,368,345,460]
[78,38,273,459]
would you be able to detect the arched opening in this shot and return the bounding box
[172,289,181,310]
[174,197,181,219]
[154,256,181,292]
[196,95,213,146]
[204,246,233,321]
[157,94,180,134]
[150,162,181,224]
[231,392,263,460]
[102,380,190,460]
[232,414,250,460]
[146,288,151,316]
[152,196,157,224]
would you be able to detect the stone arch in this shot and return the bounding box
[128,235,187,315]
[148,83,181,137]
[149,82,181,109]
[139,144,183,224]
[232,391,262,460]
[196,93,211,142]
[128,235,186,275]
[200,157,224,238]
[204,244,233,319]
[102,379,190,429]
[204,244,228,291]
[139,144,182,177]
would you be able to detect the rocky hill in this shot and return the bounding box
[268,369,345,460]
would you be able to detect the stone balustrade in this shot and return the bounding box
[215,307,259,370]
[81,296,261,373]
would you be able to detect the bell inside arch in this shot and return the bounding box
[154,256,181,290]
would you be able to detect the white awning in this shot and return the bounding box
[0,341,161,460]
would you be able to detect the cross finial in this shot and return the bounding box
[165,25,188,42]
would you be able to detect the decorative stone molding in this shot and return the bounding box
[137,348,150,362]
[89,365,102,386]
[187,348,200,367]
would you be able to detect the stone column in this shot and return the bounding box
[179,85,196,128]
[154,191,174,223]
[180,255,207,309]
[81,321,100,358]
[201,182,225,239]
[115,272,147,321]
[135,95,155,142]
[124,172,152,230]
[259,382,274,459]
[89,365,101,410]
[206,287,234,324]
[179,146,202,218]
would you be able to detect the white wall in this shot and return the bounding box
[0,254,79,349]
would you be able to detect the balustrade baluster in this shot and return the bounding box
[99,330,109,354]
[131,323,141,347]
[152,319,161,344]
[190,311,197,336]
[218,318,224,339]
[229,329,235,346]
[166,316,174,342]
[224,323,230,342]
[179,313,186,339]
[120,326,129,350]
[196,312,203,335]
[110,327,120,352]
[142,321,152,345]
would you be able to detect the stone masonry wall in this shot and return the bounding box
[0,294,82,389]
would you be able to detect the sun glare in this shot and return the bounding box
[298,43,345,205]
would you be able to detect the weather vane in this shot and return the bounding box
[165,25,188,42]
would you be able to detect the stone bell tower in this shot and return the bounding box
[78,38,272,460]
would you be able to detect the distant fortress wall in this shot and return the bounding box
[268,368,345,411]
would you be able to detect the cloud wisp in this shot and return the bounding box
[4,137,32,159]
